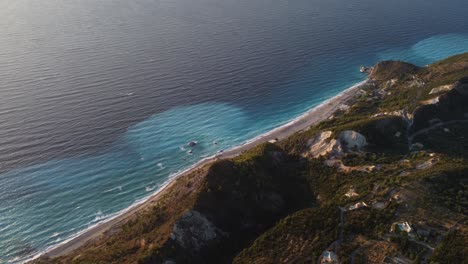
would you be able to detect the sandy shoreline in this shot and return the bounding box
[35,80,367,261]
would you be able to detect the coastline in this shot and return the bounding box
[33,79,368,262]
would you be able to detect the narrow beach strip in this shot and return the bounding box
[32,79,368,262]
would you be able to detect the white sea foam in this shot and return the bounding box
[157,163,165,170]
[49,232,60,238]
[103,186,123,193]
[145,181,157,192]
[92,211,107,223]
[22,158,209,263]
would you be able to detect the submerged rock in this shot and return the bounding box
[187,141,198,147]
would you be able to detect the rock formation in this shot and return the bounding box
[170,210,226,251]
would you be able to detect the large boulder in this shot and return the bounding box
[339,130,367,150]
[171,210,226,251]
[307,130,367,158]
[308,131,342,158]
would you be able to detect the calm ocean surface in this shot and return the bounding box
[0,0,468,262]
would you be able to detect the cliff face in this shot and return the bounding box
[35,53,468,264]
[162,147,314,263]
[412,77,468,132]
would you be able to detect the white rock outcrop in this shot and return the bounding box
[171,210,225,251]
[429,84,453,95]
[308,131,342,158]
[421,97,439,105]
[339,130,367,149]
[308,130,367,158]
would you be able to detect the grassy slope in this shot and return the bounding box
[235,53,468,263]
[35,53,468,264]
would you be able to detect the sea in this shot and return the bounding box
[0,0,467,262]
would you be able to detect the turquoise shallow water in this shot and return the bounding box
[0,0,468,262]
[3,33,468,264]
[378,33,468,64]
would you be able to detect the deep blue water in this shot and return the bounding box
[0,0,467,262]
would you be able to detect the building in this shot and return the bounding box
[391,221,413,233]
[321,251,337,263]
[398,222,412,233]
[347,201,368,211]
[345,188,358,198]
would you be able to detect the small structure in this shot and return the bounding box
[391,221,413,233]
[398,222,412,233]
[347,201,368,211]
[321,251,337,263]
[345,188,359,198]
[391,194,403,203]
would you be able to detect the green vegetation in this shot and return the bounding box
[415,122,468,158]
[233,207,339,263]
[430,230,468,264]
[390,233,430,262]
[344,205,397,238]
[370,60,420,81]
[422,162,468,214]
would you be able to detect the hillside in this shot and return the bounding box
[35,53,468,264]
